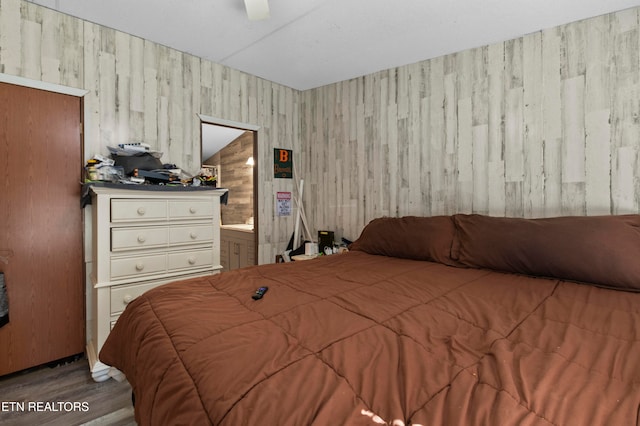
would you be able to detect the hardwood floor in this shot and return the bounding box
[0,356,135,426]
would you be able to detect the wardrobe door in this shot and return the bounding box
[0,82,84,376]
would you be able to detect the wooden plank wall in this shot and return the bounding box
[300,8,640,242]
[0,0,299,263]
[2,0,639,258]
[214,132,255,225]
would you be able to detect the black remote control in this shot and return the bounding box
[252,286,268,300]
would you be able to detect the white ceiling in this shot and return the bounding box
[27,0,640,90]
[201,123,245,161]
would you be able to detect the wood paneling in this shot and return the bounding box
[211,131,255,225]
[300,8,640,242]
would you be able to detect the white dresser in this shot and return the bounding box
[86,185,227,382]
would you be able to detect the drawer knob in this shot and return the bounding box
[188,257,196,265]
[137,235,146,243]
[189,207,197,214]
[190,232,198,240]
[137,207,146,216]
[123,295,133,305]
[135,263,145,271]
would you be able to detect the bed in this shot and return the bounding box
[99,213,640,425]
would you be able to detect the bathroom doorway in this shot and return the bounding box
[199,115,258,270]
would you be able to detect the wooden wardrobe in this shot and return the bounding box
[0,81,84,376]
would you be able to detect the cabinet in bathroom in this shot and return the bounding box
[220,227,255,271]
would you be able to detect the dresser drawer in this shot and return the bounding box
[110,281,163,315]
[169,225,214,245]
[168,248,214,271]
[111,199,167,222]
[110,254,166,279]
[111,226,169,251]
[169,200,213,220]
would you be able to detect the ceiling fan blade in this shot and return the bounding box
[244,0,270,20]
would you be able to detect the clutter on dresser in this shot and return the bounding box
[81,144,229,209]
[195,166,218,187]
[84,144,196,186]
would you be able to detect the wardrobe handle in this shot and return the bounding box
[123,295,133,305]
[137,207,146,216]
[135,263,145,271]
[137,235,146,243]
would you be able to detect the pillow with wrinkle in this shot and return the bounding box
[452,214,640,291]
[349,216,460,266]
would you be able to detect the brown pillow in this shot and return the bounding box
[349,216,460,266]
[452,214,640,291]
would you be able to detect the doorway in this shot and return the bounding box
[199,115,259,270]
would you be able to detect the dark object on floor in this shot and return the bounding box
[0,272,8,328]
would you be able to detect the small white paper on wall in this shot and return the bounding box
[277,192,292,216]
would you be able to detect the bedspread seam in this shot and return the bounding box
[496,335,640,384]
[466,368,559,426]
[534,314,640,344]
[400,281,560,423]
[253,260,464,422]
[405,365,558,425]
[145,296,213,426]
[482,280,640,383]
[501,280,560,342]
[216,313,378,424]
[326,267,495,336]
[200,266,384,424]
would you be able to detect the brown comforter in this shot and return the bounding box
[100,214,640,425]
